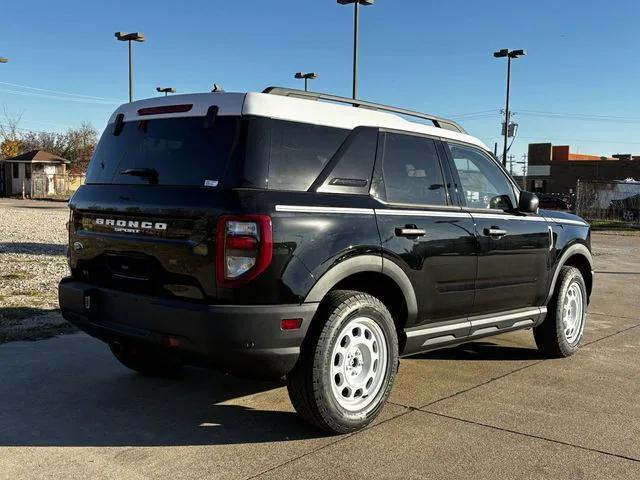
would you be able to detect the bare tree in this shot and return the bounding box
[0,106,23,158]
[0,106,97,171]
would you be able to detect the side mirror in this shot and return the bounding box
[489,194,514,211]
[518,191,539,213]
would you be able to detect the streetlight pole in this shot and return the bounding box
[338,0,374,100]
[294,72,318,91]
[493,48,526,167]
[156,87,176,96]
[115,32,146,102]
[352,0,359,99]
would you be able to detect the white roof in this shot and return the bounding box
[108,91,488,151]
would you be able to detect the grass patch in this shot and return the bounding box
[14,290,45,298]
[1,272,32,281]
[589,220,640,232]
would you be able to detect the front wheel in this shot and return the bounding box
[287,290,399,434]
[534,266,587,357]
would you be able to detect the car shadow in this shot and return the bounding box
[411,341,543,361]
[0,335,542,448]
[0,337,325,447]
[0,242,66,256]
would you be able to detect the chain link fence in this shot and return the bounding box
[576,180,640,224]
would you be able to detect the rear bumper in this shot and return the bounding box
[58,277,318,378]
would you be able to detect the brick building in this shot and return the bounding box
[519,143,640,194]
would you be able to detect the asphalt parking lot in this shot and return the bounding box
[0,201,639,479]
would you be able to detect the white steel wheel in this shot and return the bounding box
[286,290,398,434]
[562,281,584,344]
[329,316,388,412]
[534,266,588,358]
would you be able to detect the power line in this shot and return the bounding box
[0,123,79,135]
[517,112,640,124]
[0,88,118,105]
[0,81,122,102]
[518,109,640,121]
[518,135,640,146]
[448,109,500,119]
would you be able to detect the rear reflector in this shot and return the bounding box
[161,336,183,348]
[281,318,303,330]
[226,235,258,250]
[137,104,193,116]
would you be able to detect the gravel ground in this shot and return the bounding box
[0,200,76,342]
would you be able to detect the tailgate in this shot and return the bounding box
[68,184,234,301]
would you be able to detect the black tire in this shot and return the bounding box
[534,266,587,358]
[287,290,399,434]
[109,342,183,376]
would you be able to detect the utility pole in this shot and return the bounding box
[521,153,528,189]
[508,154,515,175]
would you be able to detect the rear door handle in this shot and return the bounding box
[484,227,507,238]
[395,227,426,237]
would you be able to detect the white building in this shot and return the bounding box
[1,150,69,197]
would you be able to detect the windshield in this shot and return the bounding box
[86,116,243,186]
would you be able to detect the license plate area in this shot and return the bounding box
[105,253,151,280]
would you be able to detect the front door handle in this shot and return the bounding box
[484,227,507,238]
[395,226,426,237]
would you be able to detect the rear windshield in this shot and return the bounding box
[86,116,243,186]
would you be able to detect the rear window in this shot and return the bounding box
[86,116,243,186]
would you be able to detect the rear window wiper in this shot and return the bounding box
[120,168,159,184]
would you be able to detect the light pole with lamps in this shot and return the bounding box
[493,48,526,167]
[115,32,146,102]
[294,72,318,91]
[337,0,374,100]
[156,87,176,96]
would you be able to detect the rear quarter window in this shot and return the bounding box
[266,119,349,191]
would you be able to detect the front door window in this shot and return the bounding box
[448,145,516,211]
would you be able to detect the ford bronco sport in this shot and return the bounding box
[59,87,593,434]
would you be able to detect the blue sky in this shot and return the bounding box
[2,0,639,172]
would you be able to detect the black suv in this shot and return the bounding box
[59,87,593,434]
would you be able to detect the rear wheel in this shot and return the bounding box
[534,266,587,357]
[109,342,183,376]
[287,290,398,434]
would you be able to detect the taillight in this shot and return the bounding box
[216,215,273,287]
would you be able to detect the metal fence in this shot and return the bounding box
[576,180,640,223]
[31,172,85,199]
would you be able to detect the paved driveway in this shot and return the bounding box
[0,233,639,479]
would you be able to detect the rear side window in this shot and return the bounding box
[381,133,447,206]
[86,116,243,186]
[267,120,349,191]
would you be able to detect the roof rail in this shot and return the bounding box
[262,86,466,134]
